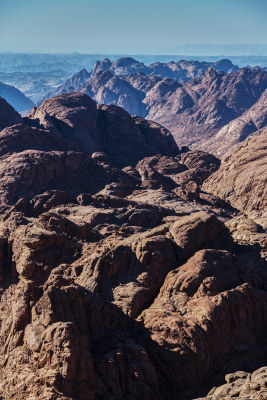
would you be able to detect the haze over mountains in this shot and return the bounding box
[1,52,267,73]
[0,81,34,112]
[0,52,267,103]
[0,53,266,158]
[0,70,71,103]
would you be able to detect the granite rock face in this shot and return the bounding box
[0,94,266,400]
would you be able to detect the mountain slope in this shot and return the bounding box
[199,88,267,157]
[0,96,22,130]
[0,82,34,112]
[202,132,267,218]
[147,67,267,148]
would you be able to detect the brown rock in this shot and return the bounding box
[202,134,267,218]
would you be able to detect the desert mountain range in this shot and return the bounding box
[43,57,267,157]
[1,56,266,160]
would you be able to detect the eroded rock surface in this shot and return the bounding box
[0,94,266,400]
[202,134,267,219]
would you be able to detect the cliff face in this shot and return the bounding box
[0,93,266,400]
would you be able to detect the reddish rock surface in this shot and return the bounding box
[202,133,267,219]
[0,94,266,400]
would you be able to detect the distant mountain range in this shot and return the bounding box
[1,55,266,156]
[0,70,71,103]
[0,52,267,104]
[42,57,239,105]
[44,57,267,157]
[1,52,267,73]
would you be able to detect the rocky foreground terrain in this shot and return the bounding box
[47,58,267,157]
[0,92,266,400]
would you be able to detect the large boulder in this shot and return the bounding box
[29,93,180,168]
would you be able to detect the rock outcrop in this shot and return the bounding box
[202,133,267,218]
[29,92,179,167]
[196,367,267,399]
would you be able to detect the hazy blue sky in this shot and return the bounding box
[0,0,266,54]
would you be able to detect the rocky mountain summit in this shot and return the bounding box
[0,93,266,400]
[91,57,238,80]
[49,57,238,101]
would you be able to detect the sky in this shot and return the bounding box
[0,0,267,54]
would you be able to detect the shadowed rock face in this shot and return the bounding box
[0,96,22,130]
[0,94,266,400]
[28,92,179,168]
